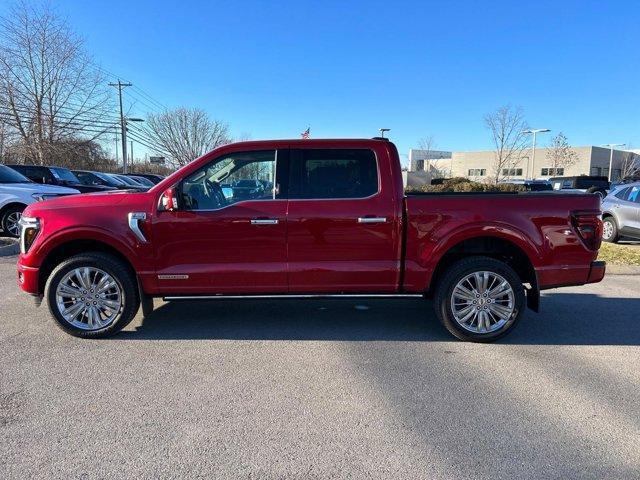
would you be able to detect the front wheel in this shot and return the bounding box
[45,252,140,338]
[434,256,526,342]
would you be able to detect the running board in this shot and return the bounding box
[163,293,424,301]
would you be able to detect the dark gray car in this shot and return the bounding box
[601,182,640,242]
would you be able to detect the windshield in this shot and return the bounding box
[0,165,32,183]
[97,172,125,185]
[117,175,141,186]
[131,176,154,186]
[50,167,80,183]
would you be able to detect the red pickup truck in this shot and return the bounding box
[16,138,605,342]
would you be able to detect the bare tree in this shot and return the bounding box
[545,132,577,175]
[484,105,529,184]
[416,135,436,171]
[0,2,114,165]
[143,108,230,168]
[620,150,639,179]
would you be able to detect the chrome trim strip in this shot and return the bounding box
[127,212,148,243]
[158,274,189,280]
[357,217,387,224]
[163,294,424,301]
[250,219,279,225]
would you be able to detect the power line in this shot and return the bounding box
[0,105,120,128]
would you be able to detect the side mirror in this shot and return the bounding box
[159,187,179,211]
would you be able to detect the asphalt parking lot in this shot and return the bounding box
[1,255,639,479]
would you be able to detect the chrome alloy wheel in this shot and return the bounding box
[450,271,515,334]
[55,267,123,330]
[6,211,22,236]
[603,220,614,240]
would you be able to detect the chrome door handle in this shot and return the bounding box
[357,217,387,224]
[250,218,279,225]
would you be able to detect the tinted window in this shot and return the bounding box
[629,186,640,203]
[614,187,630,200]
[50,167,79,182]
[290,149,378,199]
[0,165,31,183]
[181,150,278,210]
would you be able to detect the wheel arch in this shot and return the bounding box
[38,239,137,294]
[427,235,538,310]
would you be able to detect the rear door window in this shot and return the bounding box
[289,149,378,199]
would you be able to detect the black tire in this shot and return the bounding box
[45,252,139,338]
[1,204,25,238]
[434,256,526,342]
[602,216,619,243]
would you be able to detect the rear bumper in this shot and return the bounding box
[587,260,606,284]
[538,260,605,289]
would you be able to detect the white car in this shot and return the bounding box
[0,165,79,237]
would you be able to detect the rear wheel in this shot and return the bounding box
[45,252,139,338]
[602,217,618,243]
[434,256,525,342]
[1,205,25,238]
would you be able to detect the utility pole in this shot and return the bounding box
[602,143,626,181]
[108,79,133,173]
[522,128,551,179]
[130,140,134,165]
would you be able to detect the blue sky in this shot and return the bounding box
[3,0,639,162]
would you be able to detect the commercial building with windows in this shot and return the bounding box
[407,146,638,182]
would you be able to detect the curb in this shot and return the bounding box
[606,264,640,275]
[0,238,19,257]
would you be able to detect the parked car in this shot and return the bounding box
[499,179,553,191]
[7,164,116,194]
[124,173,165,184]
[601,182,640,242]
[109,174,149,191]
[0,165,78,237]
[127,175,155,187]
[549,175,610,197]
[16,138,605,342]
[232,179,266,199]
[72,170,145,191]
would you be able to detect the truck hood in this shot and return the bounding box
[24,189,147,215]
[0,182,79,195]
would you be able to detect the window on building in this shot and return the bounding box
[602,167,610,178]
[613,169,621,181]
[502,168,523,176]
[415,159,424,171]
[468,168,486,176]
[541,167,564,176]
[590,167,602,176]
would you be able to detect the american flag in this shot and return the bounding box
[301,127,310,139]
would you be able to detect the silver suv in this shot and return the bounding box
[601,182,640,243]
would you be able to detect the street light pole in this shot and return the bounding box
[602,143,626,181]
[522,128,551,179]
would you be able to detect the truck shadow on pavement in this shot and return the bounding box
[120,292,640,345]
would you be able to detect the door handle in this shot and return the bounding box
[250,218,279,225]
[357,217,387,224]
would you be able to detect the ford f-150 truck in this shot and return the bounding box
[16,139,605,342]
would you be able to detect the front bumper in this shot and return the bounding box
[17,261,40,295]
[586,260,606,284]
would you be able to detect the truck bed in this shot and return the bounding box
[401,192,602,292]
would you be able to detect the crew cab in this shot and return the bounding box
[16,139,605,342]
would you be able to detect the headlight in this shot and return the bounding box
[31,193,59,202]
[19,217,40,254]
